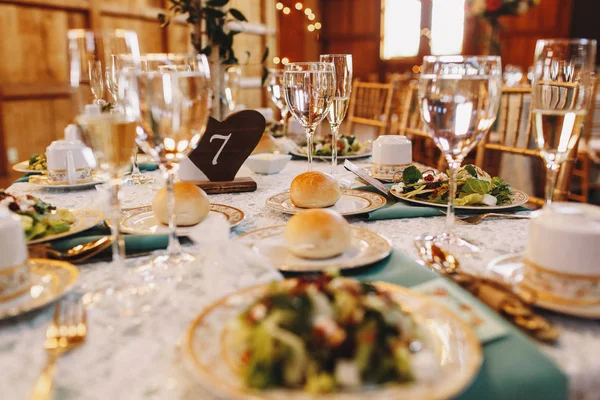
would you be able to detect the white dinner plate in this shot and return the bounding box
[236,225,392,272]
[0,259,79,320]
[391,188,529,211]
[120,204,245,235]
[488,253,600,319]
[183,280,482,400]
[290,149,372,160]
[266,189,386,216]
[12,161,43,174]
[28,175,105,190]
[27,208,105,245]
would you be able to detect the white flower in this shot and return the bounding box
[18,197,35,212]
[391,182,405,193]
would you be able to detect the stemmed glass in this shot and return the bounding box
[320,54,353,174]
[121,55,211,272]
[89,60,105,106]
[265,69,290,134]
[418,55,502,251]
[531,39,597,205]
[67,29,141,300]
[283,62,336,171]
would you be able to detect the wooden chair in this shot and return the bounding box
[397,81,444,170]
[568,77,599,203]
[387,73,414,135]
[474,87,577,206]
[346,80,394,137]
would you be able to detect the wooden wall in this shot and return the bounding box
[0,0,276,182]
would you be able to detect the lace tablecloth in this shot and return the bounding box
[1,160,599,400]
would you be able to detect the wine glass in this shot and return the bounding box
[67,29,141,300]
[320,54,353,174]
[121,56,211,272]
[89,60,105,106]
[283,62,336,171]
[265,69,290,134]
[531,39,597,205]
[418,55,502,251]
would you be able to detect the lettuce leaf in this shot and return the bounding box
[455,193,484,206]
[460,178,492,195]
[402,166,423,185]
[491,177,513,204]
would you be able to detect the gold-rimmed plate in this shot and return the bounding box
[120,204,245,235]
[12,161,43,174]
[290,149,372,160]
[28,175,105,190]
[266,189,387,216]
[391,188,529,211]
[236,225,392,272]
[28,209,105,245]
[0,259,79,320]
[183,280,482,400]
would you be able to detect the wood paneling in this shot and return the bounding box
[0,0,275,181]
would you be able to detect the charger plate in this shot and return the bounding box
[183,280,482,400]
[236,225,392,272]
[266,189,386,216]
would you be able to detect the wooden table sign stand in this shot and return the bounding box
[184,110,265,194]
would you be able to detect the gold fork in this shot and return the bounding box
[30,296,87,400]
[458,212,530,225]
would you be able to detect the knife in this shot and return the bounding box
[343,160,391,197]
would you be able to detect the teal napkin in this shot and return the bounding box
[282,251,567,400]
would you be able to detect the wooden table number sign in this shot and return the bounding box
[185,110,265,194]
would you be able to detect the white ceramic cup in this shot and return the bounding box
[46,139,95,185]
[0,207,29,302]
[371,135,412,179]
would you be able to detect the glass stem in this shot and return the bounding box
[281,107,289,136]
[545,161,560,206]
[445,158,461,236]
[131,148,142,177]
[164,166,182,258]
[306,126,316,172]
[109,179,126,264]
[330,124,339,175]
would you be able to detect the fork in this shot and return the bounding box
[30,295,87,400]
[456,212,530,225]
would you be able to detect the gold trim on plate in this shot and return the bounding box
[265,189,387,216]
[524,259,600,281]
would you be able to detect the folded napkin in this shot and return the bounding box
[284,250,567,400]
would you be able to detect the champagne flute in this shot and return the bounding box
[283,62,336,171]
[265,69,290,134]
[89,60,105,106]
[531,39,597,205]
[122,56,211,272]
[418,55,502,251]
[68,29,141,300]
[320,54,353,174]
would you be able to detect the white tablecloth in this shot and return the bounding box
[1,159,599,400]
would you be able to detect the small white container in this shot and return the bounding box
[46,125,96,184]
[371,135,412,179]
[0,207,30,302]
[245,153,292,175]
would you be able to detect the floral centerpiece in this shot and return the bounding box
[468,0,541,55]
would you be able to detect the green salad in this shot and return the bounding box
[228,274,431,393]
[27,153,47,171]
[0,190,76,240]
[391,164,514,206]
[301,135,364,157]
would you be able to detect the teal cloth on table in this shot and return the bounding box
[354,185,530,220]
[284,251,567,400]
[12,163,158,185]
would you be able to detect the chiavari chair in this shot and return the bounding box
[387,73,414,135]
[346,80,394,137]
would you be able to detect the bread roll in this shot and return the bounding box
[284,209,352,259]
[290,171,341,208]
[252,133,278,155]
[152,182,210,226]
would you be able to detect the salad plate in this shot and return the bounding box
[392,189,529,211]
[184,278,482,400]
[28,175,105,190]
[27,208,105,244]
[0,259,79,320]
[266,189,386,216]
[12,161,43,174]
[236,225,392,272]
[292,135,372,160]
[120,204,245,235]
[290,149,372,161]
[489,253,600,319]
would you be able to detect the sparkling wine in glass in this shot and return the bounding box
[265,69,290,134]
[122,56,211,272]
[68,29,141,304]
[418,55,502,251]
[283,62,336,171]
[89,60,105,105]
[320,54,352,174]
[531,39,597,205]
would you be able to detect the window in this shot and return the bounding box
[381,0,466,60]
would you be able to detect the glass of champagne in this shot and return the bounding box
[67,29,141,299]
[89,60,105,106]
[283,62,336,171]
[122,56,211,272]
[531,39,597,205]
[418,55,502,250]
[265,69,290,134]
[320,54,353,174]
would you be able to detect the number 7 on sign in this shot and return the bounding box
[209,133,232,166]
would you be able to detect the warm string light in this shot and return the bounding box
[275,2,322,33]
